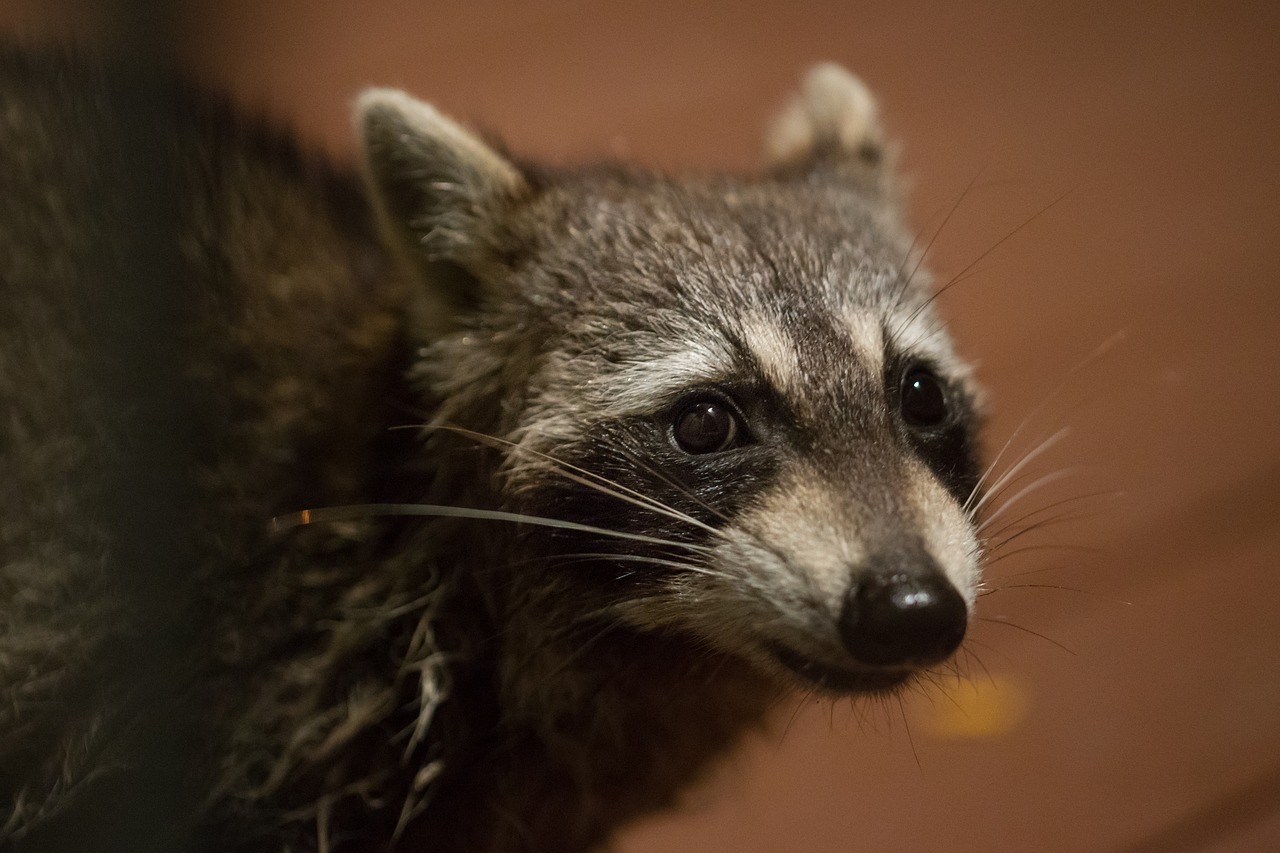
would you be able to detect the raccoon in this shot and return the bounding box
[0,50,984,853]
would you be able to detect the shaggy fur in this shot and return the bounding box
[1,52,983,852]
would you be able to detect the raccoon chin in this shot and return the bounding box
[768,643,913,695]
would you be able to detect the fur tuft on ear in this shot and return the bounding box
[764,63,889,191]
[356,88,526,270]
[356,88,528,331]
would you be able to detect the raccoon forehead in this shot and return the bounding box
[496,176,973,427]
[509,175,911,305]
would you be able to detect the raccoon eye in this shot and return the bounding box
[672,399,740,454]
[900,367,949,428]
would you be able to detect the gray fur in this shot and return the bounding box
[1,50,983,852]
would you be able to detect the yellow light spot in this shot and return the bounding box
[915,674,1029,739]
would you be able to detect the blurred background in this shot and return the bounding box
[3,1,1278,850]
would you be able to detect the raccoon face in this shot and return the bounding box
[359,66,983,694]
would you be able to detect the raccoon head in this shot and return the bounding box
[358,65,983,695]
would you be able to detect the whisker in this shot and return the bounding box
[271,503,711,553]
[985,507,1111,557]
[940,655,972,691]
[964,329,1125,514]
[976,616,1076,655]
[981,488,1123,540]
[941,189,1072,295]
[980,583,1132,606]
[959,645,996,688]
[613,443,732,526]
[605,437,809,604]
[887,171,983,330]
[570,590,686,626]
[986,553,1101,576]
[976,466,1084,530]
[967,426,1072,517]
[430,424,725,540]
[545,552,728,580]
[887,212,930,313]
[779,691,814,745]
[959,636,1016,670]
[887,263,998,353]
[892,187,1071,354]
[896,693,924,775]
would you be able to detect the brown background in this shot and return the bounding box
[4,1,1279,850]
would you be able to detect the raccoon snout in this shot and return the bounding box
[837,555,968,668]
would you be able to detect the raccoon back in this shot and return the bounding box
[0,47,410,846]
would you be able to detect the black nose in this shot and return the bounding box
[838,565,968,668]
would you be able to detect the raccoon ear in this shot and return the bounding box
[356,89,527,318]
[763,63,891,194]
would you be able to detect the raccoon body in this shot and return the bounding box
[0,51,984,852]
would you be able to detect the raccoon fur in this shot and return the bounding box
[0,50,984,852]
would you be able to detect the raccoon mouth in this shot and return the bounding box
[769,643,912,694]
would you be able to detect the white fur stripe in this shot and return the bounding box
[841,307,885,374]
[739,316,802,394]
[585,340,737,417]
